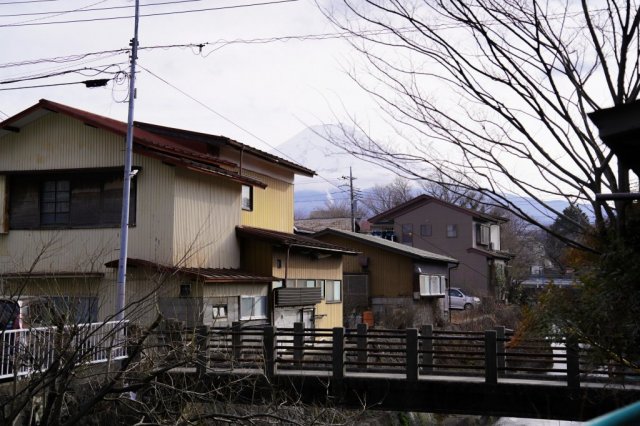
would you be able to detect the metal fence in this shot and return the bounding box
[0,321,128,380]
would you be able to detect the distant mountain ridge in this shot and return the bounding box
[275,125,592,225]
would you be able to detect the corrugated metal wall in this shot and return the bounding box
[0,175,7,234]
[0,113,177,274]
[172,168,241,268]
[316,235,415,297]
[240,239,273,276]
[271,250,343,280]
[241,170,294,232]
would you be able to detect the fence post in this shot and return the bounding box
[195,325,209,376]
[566,336,580,389]
[495,326,505,377]
[357,322,368,371]
[293,322,304,364]
[263,326,275,380]
[406,328,418,382]
[232,321,242,361]
[332,327,345,381]
[420,325,433,374]
[485,330,497,385]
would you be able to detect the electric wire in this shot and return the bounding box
[0,0,299,27]
[0,0,59,5]
[0,79,109,91]
[0,64,125,85]
[138,64,344,191]
[0,0,218,17]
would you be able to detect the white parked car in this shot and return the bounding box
[447,288,481,310]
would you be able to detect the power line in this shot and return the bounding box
[0,0,299,27]
[0,0,59,5]
[0,0,212,17]
[138,64,343,191]
[0,64,124,85]
[0,78,111,91]
[0,27,413,70]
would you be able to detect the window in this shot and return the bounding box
[9,170,136,229]
[419,275,446,296]
[212,304,227,319]
[446,224,458,238]
[241,185,253,211]
[41,179,70,225]
[325,280,342,303]
[476,224,490,245]
[317,280,325,299]
[239,295,267,320]
[401,223,413,245]
[420,223,432,237]
[179,284,191,297]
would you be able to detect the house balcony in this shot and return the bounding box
[274,287,322,307]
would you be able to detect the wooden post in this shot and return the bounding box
[263,326,275,380]
[293,322,304,364]
[485,330,497,385]
[195,325,209,376]
[357,322,368,370]
[406,328,418,382]
[332,327,344,381]
[420,325,433,374]
[495,326,505,377]
[566,336,581,389]
[232,321,241,361]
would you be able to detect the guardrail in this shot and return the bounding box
[156,322,639,388]
[1,321,128,380]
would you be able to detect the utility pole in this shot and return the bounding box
[341,167,357,232]
[116,0,140,322]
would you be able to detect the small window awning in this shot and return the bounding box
[1,272,104,279]
[104,258,275,283]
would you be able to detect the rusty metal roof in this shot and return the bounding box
[236,226,359,255]
[104,258,275,283]
[0,99,312,186]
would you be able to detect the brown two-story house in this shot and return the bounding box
[368,195,513,299]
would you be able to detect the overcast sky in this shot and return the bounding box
[0,0,380,154]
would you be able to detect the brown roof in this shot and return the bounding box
[369,195,507,224]
[313,228,458,264]
[104,258,275,283]
[0,99,313,186]
[135,122,315,177]
[236,226,359,255]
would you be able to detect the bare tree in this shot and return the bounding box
[318,0,640,252]
[309,198,367,219]
[419,169,486,210]
[362,176,415,215]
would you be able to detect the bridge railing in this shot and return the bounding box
[0,321,128,380]
[161,322,638,388]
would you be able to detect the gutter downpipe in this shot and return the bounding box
[116,0,140,322]
[447,262,459,323]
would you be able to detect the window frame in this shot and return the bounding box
[239,295,267,320]
[446,224,458,238]
[419,274,446,297]
[420,223,432,237]
[8,169,137,230]
[325,280,342,303]
[241,184,253,211]
[401,223,413,245]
